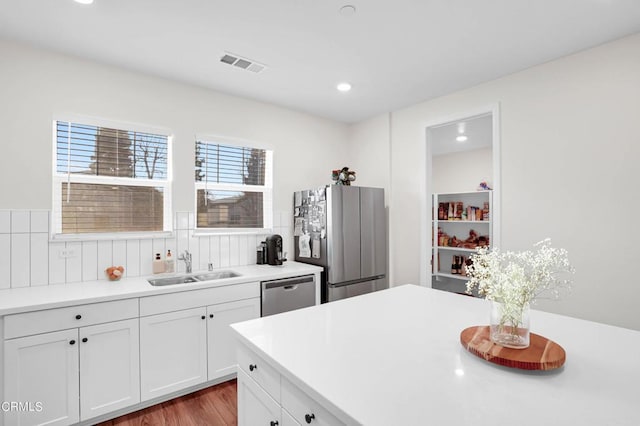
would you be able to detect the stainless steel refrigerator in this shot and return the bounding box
[293,185,387,303]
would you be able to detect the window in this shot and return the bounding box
[195,139,272,231]
[53,120,171,236]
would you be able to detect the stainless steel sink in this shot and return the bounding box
[193,271,241,281]
[148,275,199,286]
[147,270,240,286]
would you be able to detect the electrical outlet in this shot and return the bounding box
[59,248,77,259]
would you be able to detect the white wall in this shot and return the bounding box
[0,39,348,213]
[0,39,348,286]
[346,114,391,192]
[350,32,640,330]
[432,147,492,194]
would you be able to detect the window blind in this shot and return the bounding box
[54,121,169,235]
[195,141,270,229]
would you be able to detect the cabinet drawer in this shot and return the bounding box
[237,368,281,426]
[140,282,259,316]
[237,343,281,403]
[4,299,139,339]
[282,377,345,426]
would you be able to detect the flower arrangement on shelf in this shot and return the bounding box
[465,239,574,348]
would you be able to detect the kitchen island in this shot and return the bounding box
[231,284,640,425]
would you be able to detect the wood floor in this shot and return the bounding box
[97,380,237,426]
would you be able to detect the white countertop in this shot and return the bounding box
[231,284,640,426]
[0,261,322,316]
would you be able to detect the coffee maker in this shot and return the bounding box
[265,234,283,265]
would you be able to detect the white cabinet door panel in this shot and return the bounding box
[140,307,207,401]
[4,329,79,426]
[80,318,140,421]
[208,298,260,380]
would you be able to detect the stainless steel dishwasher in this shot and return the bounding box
[261,274,316,316]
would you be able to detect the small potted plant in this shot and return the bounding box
[465,239,574,349]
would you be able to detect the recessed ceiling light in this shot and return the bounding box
[74,0,94,4]
[337,82,352,92]
[456,135,468,142]
[339,5,357,16]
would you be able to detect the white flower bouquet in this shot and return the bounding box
[465,238,574,347]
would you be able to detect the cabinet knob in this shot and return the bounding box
[270,422,279,426]
[209,314,214,318]
[305,413,315,424]
[75,314,82,320]
[201,315,206,320]
[69,340,76,345]
[82,337,88,343]
[249,364,257,372]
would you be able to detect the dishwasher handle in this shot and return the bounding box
[262,275,314,290]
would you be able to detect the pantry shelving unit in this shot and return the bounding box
[432,190,493,294]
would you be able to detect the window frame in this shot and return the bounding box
[193,135,273,234]
[51,116,173,240]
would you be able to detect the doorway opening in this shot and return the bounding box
[420,105,501,293]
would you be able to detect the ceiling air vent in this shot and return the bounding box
[220,52,266,74]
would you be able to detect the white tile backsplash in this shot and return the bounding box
[199,237,210,271]
[229,236,240,267]
[81,241,98,282]
[0,234,11,289]
[97,240,113,280]
[0,210,278,288]
[49,241,66,284]
[11,211,30,233]
[0,211,11,234]
[30,233,49,286]
[219,235,230,267]
[140,239,153,276]
[112,240,127,276]
[30,211,49,233]
[126,240,141,277]
[209,236,220,268]
[65,242,82,283]
[10,233,30,288]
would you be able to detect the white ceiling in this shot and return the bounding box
[1,1,640,123]
[430,114,492,156]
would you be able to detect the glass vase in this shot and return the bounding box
[489,300,530,349]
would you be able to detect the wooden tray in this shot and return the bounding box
[460,326,566,370]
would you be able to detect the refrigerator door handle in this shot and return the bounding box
[328,275,386,288]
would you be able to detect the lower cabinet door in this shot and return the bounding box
[140,307,208,401]
[4,329,80,426]
[237,368,281,426]
[79,318,140,421]
[207,298,260,380]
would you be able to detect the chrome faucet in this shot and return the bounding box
[178,250,192,273]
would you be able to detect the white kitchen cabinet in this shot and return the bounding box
[139,307,208,401]
[207,297,260,380]
[237,368,281,426]
[236,342,345,426]
[4,329,80,426]
[3,319,139,425]
[79,318,140,420]
[3,302,139,426]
